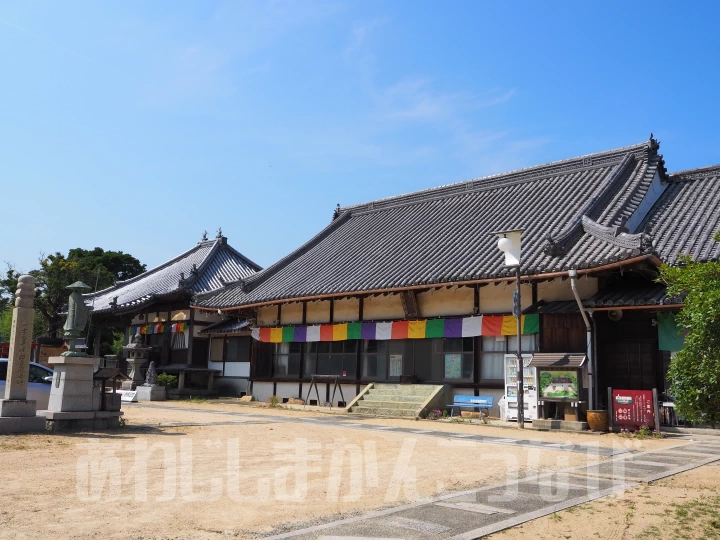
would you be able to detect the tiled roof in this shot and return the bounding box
[642,165,720,264]
[199,319,250,334]
[583,283,683,308]
[194,138,715,310]
[85,237,261,314]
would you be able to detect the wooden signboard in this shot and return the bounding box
[608,387,661,432]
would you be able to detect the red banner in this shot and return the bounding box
[612,389,655,428]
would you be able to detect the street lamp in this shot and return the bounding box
[493,229,525,429]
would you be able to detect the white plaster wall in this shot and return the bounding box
[479,283,532,313]
[225,362,250,377]
[417,286,474,318]
[193,309,224,323]
[280,303,304,325]
[171,310,190,321]
[131,314,144,325]
[334,297,360,322]
[306,300,331,323]
[208,361,223,371]
[363,294,405,321]
[536,276,598,302]
[338,384,358,405]
[146,312,168,323]
[252,382,274,402]
[275,382,302,400]
[257,305,280,326]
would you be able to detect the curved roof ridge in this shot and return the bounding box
[669,163,720,180]
[221,242,263,272]
[85,239,217,299]
[339,140,651,213]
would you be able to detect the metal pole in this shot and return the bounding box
[516,266,524,429]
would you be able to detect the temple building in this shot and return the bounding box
[192,138,720,419]
[84,231,261,397]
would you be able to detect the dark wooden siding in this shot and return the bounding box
[540,313,587,353]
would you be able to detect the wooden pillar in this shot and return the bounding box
[186,309,195,365]
[178,370,186,390]
[94,324,102,358]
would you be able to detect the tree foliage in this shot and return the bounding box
[660,231,720,427]
[1,248,145,340]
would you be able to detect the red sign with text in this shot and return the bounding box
[612,389,655,428]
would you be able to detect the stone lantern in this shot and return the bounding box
[122,334,150,391]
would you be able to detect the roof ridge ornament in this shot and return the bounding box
[216,227,222,239]
[201,230,208,242]
[332,203,341,221]
[649,133,660,156]
[542,152,636,257]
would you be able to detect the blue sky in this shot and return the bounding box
[2,1,718,275]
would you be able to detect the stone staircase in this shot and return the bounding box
[347,383,444,418]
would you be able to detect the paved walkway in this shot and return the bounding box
[262,439,720,539]
[126,403,628,456]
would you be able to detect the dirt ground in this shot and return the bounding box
[490,462,720,540]
[0,401,695,539]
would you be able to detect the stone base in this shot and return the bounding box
[167,388,219,400]
[121,381,138,391]
[0,399,38,418]
[534,418,589,432]
[39,410,124,433]
[135,385,166,401]
[0,415,46,434]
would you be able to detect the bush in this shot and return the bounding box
[156,373,178,389]
[266,395,280,408]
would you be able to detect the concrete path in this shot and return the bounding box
[126,403,627,456]
[261,439,720,540]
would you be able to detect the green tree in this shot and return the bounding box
[2,249,145,340]
[660,231,720,426]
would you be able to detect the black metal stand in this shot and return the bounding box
[304,374,345,407]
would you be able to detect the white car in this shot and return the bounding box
[0,359,54,409]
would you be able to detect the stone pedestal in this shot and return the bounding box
[122,334,151,390]
[46,356,97,412]
[122,357,146,391]
[0,275,46,434]
[135,384,166,401]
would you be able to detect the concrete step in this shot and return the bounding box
[350,406,418,417]
[361,394,428,403]
[352,400,422,410]
[367,384,440,397]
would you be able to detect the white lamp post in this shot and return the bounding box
[494,229,525,429]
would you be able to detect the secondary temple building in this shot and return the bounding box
[192,137,720,419]
[84,231,261,397]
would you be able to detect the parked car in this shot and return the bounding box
[0,359,54,409]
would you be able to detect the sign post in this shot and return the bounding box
[610,387,660,431]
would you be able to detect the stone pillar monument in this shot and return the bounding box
[0,275,46,433]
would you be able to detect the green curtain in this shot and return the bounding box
[658,312,684,351]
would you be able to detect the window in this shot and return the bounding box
[481,334,536,380]
[273,342,301,377]
[362,340,388,379]
[209,338,224,362]
[433,338,474,380]
[225,337,250,362]
[305,341,357,377]
[171,331,187,350]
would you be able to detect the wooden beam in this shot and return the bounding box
[194,255,655,312]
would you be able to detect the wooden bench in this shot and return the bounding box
[447,395,494,418]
